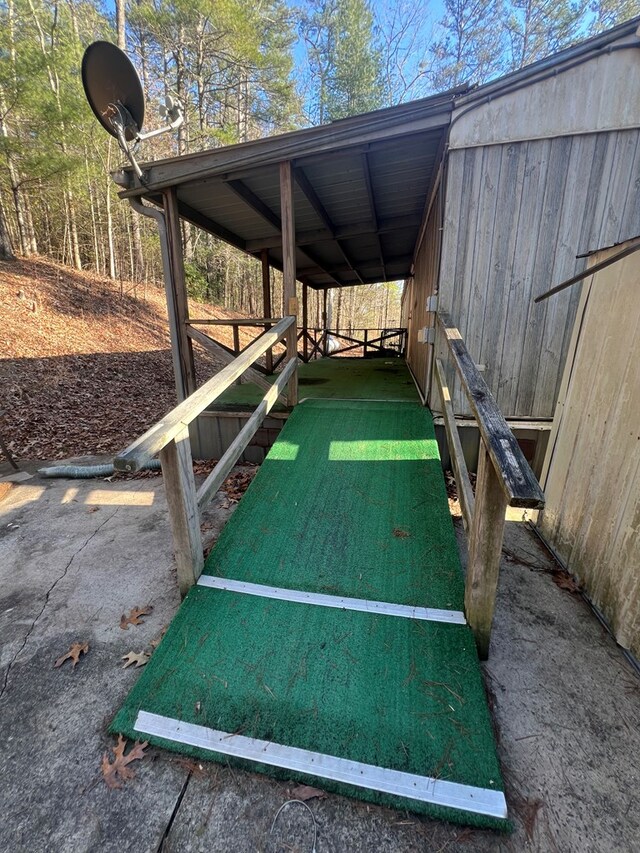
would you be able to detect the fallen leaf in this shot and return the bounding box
[87,506,100,513]
[552,571,581,593]
[120,605,153,630]
[393,527,410,538]
[101,735,148,789]
[54,641,89,670]
[121,651,150,668]
[149,626,167,649]
[290,784,327,801]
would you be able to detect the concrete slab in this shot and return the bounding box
[1,473,638,852]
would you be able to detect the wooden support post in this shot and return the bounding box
[232,325,242,385]
[302,283,309,363]
[261,249,274,374]
[322,289,328,356]
[363,328,368,358]
[164,188,197,400]
[279,161,298,406]
[159,427,203,597]
[464,442,508,660]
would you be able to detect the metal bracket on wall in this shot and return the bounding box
[426,295,439,313]
[418,327,435,345]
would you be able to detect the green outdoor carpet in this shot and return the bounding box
[210,357,419,411]
[203,399,464,610]
[112,398,508,829]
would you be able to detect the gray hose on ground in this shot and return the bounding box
[38,460,162,479]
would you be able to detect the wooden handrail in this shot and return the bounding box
[436,312,544,510]
[196,358,297,511]
[434,358,475,530]
[188,318,281,326]
[115,315,294,473]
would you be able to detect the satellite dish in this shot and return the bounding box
[82,41,145,142]
[81,41,183,182]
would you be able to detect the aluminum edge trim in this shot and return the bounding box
[196,575,466,625]
[134,711,507,819]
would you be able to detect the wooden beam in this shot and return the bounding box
[159,427,204,597]
[245,214,418,252]
[302,283,309,362]
[164,188,197,399]
[280,161,298,407]
[227,179,281,230]
[434,358,475,531]
[185,325,277,395]
[464,442,508,659]
[115,315,294,472]
[196,358,297,512]
[294,167,364,284]
[261,249,274,374]
[436,312,545,509]
[361,152,387,280]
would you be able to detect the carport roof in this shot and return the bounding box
[116,88,466,289]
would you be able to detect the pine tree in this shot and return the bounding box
[301,0,384,124]
[505,0,588,69]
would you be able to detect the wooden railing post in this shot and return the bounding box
[159,427,203,598]
[280,160,298,406]
[261,249,274,374]
[464,442,508,660]
[363,328,368,357]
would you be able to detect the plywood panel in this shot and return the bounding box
[539,244,640,657]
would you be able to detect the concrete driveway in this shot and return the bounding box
[1,465,638,852]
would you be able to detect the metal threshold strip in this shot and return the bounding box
[196,575,466,625]
[135,711,507,819]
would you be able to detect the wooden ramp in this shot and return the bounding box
[111,399,508,829]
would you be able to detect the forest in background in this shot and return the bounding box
[1,0,638,334]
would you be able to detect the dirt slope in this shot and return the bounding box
[0,257,250,462]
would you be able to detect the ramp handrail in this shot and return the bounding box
[434,311,545,659]
[115,315,294,473]
[114,314,297,598]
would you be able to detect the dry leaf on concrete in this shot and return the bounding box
[101,735,148,789]
[119,605,153,630]
[289,784,327,801]
[552,571,582,593]
[121,651,150,669]
[54,642,89,670]
[149,626,167,649]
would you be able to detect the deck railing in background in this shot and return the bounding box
[434,312,545,659]
[186,319,407,372]
[114,315,296,597]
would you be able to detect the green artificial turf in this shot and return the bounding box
[209,357,419,411]
[112,397,508,829]
[112,587,506,828]
[204,399,464,611]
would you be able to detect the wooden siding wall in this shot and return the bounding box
[435,129,640,419]
[404,186,442,399]
[539,245,640,658]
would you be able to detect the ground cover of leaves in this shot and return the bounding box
[0,256,265,462]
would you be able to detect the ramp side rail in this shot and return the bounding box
[435,312,545,659]
[114,315,297,597]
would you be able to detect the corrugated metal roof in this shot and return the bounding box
[118,93,460,288]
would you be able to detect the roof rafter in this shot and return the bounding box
[294,166,365,284]
[224,176,344,286]
[361,152,387,280]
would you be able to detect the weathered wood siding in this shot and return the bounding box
[434,129,640,418]
[539,243,640,658]
[404,186,442,398]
